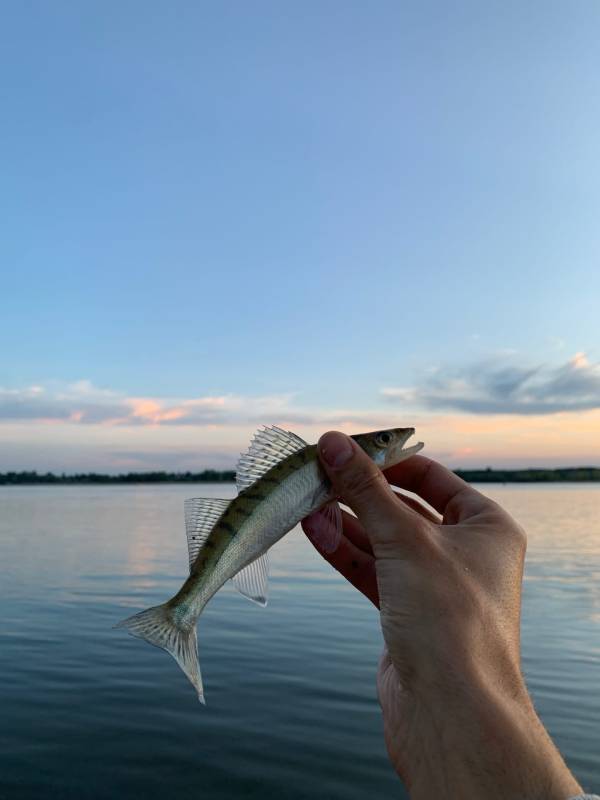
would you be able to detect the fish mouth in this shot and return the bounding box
[395,428,424,460]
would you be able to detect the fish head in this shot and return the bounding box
[351,427,424,469]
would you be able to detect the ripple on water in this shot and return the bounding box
[1,484,599,797]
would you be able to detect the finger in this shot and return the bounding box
[301,518,379,607]
[393,490,442,524]
[340,509,373,556]
[317,431,426,556]
[384,453,488,520]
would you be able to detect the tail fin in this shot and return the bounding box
[115,604,205,703]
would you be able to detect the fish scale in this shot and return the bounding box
[116,425,423,702]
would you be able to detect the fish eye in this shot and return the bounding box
[375,431,392,447]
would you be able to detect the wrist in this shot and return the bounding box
[400,675,581,800]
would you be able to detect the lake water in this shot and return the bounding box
[1,483,599,798]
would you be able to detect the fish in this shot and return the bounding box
[116,425,424,702]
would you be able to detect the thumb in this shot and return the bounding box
[318,431,421,555]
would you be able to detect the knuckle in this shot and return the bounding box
[444,486,480,523]
[488,503,528,552]
[509,521,528,552]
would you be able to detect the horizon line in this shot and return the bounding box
[1,466,600,486]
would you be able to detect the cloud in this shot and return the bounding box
[4,354,600,431]
[383,352,600,415]
[0,380,400,430]
[0,381,300,426]
[2,357,600,472]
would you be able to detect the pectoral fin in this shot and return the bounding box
[306,501,343,554]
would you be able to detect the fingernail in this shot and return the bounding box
[319,431,354,468]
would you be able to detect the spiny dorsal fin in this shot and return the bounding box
[231,553,269,606]
[236,426,308,491]
[184,497,231,570]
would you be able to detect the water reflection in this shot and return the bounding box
[0,483,599,797]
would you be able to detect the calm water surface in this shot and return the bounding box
[1,483,599,798]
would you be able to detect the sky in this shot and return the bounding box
[2,0,600,472]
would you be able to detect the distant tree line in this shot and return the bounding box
[1,467,599,485]
[454,467,600,483]
[0,470,236,485]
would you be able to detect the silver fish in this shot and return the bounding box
[117,425,423,702]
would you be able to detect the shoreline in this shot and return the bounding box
[2,467,600,485]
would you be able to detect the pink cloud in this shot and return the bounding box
[1,372,600,471]
[127,398,188,424]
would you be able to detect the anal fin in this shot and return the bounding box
[231,553,269,606]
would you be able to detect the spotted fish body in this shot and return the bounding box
[172,445,324,625]
[117,426,423,702]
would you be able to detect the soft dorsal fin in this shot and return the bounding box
[184,497,231,570]
[231,553,269,606]
[236,425,308,491]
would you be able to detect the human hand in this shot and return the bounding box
[302,431,582,800]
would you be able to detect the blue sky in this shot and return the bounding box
[2,1,600,471]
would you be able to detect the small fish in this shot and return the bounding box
[116,425,423,702]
